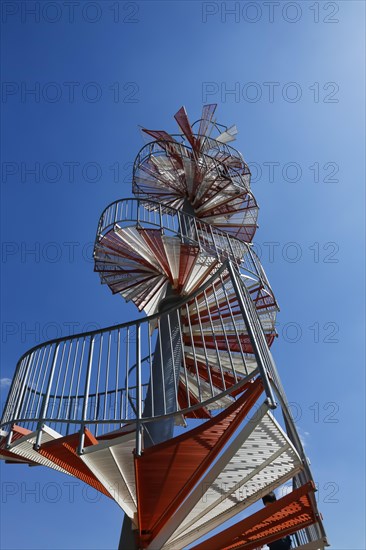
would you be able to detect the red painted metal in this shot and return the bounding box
[135,106,258,245]
[184,333,275,354]
[185,356,246,395]
[177,244,200,292]
[135,378,263,547]
[177,381,211,419]
[197,104,217,143]
[191,481,318,550]
[0,425,31,444]
[174,106,197,150]
[38,429,111,498]
[96,228,221,306]
[139,229,171,278]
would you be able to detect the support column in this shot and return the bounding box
[142,289,183,447]
[142,198,193,446]
[119,200,194,549]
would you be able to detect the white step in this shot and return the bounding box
[162,406,302,549]
[81,431,137,520]
[9,425,70,475]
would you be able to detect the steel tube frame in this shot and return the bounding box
[0,109,328,550]
[34,344,60,450]
[1,261,266,434]
[227,261,277,409]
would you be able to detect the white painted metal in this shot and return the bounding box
[81,431,137,519]
[115,226,162,272]
[9,425,70,474]
[147,403,269,550]
[181,254,219,295]
[216,125,238,143]
[0,112,328,550]
[184,348,257,376]
[180,371,234,410]
[165,412,302,549]
[163,236,181,285]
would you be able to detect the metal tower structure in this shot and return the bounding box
[0,105,328,550]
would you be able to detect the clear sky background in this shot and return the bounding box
[0,1,365,549]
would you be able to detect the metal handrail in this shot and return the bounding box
[1,262,272,442]
[1,110,328,549]
[1,262,236,369]
[3,374,258,431]
[134,133,247,170]
[93,198,273,306]
[96,198,252,245]
[171,132,245,161]
[132,138,250,197]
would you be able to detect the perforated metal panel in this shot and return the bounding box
[165,412,302,549]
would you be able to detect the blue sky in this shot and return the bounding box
[1,1,365,549]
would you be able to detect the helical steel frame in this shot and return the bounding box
[0,105,328,550]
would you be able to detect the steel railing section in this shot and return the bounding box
[227,264,328,547]
[133,134,249,182]
[132,139,252,210]
[131,133,258,244]
[1,263,262,440]
[94,198,277,314]
[97,198,251,265]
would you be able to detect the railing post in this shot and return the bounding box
[136,198,140,226]
[193,217,199,246]
[78,336,95,454]
[209,223,219,258]
[159,203,163,231]
[227,232,238,261]
[227,261,277,409]
[34,344,60,450]
[12,353,33,422]
[177,211,184,243]
[135,324,142,456]
[5,354,32,448]
[3,359,25,428]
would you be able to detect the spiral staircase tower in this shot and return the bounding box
[1,105,328,550]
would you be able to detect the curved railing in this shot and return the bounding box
[1,263,274,444]
[132,138,251,197]
[0,106,328,550]
[94,198,275,309]
[135,133,248,168]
